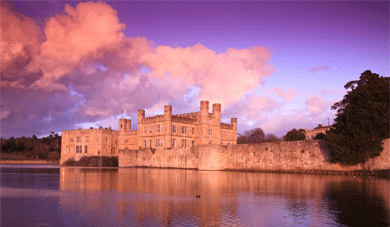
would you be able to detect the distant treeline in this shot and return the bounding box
[237,128,282,144]
[0,132,61,160]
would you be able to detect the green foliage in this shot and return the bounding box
[237,128,281,144]
[283,128,306,141]
[314,133,327,140]
[326,70,390,165]
[0,133,62,160]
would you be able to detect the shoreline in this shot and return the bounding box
[0,160,59,165]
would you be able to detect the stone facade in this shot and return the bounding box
[119,139,390,173]
[305,124,332,139]
[60,101,237,165]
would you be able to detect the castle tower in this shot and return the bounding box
[231,118,237,144]
[212,103,222,144]
[137,109,145,148]
[199,100,209,145]
[164,105,172,149]
[119,118,131,133]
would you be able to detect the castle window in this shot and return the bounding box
[98,150,100,155]
[144,127,147,134]
[76,136,81,143]
[84,145,88,153]
[156,139,163,147]
[182,127,186,134]
[192,140,195,147]
[182,140,186,148]
[156,124,161,133]
[121,124,123,128]
[76,146,82,153]
[149,126,152,133]
[85,136,89,143]
[172,126,177,133]
[144,140,147,149]
[68,148,70,154]
[125,140,129,144]
[148,140,152,148]
[172,139,176,148]
[70,138,73,143]
[208,129,213,136]
[192,128,195,135]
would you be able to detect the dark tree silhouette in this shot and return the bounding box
[314,132,326,140]
[326,70,389,165]
[283,128,306,141]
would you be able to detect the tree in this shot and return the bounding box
[314,133,326,140]
[264,134,281,142]
[326,70,389,165]
[237,128,265,144]
[283,129,306,141]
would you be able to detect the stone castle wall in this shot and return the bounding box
[119,139,390,173]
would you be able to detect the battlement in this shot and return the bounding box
[143,115,164,123]
[212,103,221,112]
[122,130,137,135]
[62,127,119,135]
[172,115,198,124]
[172,112,199,119]
[221,123,233,130]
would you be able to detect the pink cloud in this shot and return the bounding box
[28,1,126,90]
[310,65,330,72]
[1,1,275,137]
[305,94,335,116]
[0,3,43,87]
[271,88,296,102]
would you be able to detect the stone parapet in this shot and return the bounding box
[119,139,390,175]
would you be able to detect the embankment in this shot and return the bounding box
[119,139,390,176]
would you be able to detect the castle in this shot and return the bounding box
[60,101,237,164]
[305,124,332,139]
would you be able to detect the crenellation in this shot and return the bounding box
[221,123,233,130]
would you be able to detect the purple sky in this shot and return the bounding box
[1,1,388,138]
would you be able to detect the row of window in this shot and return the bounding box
[75,145,88,153]
[172,126,196,135]
[142,139,196,148]
[73,146,116,155]
[70,136,117,144]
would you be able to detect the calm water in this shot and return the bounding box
[1,165,389,227]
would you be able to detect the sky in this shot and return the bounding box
[1,0,389,138]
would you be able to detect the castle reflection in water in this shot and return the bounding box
[59,167,390,226]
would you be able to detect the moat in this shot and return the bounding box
[1,165,389,226]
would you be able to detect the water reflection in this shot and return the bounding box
[57,167,389,226]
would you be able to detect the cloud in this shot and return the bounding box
[28,1,126,91]
[0,3,43,87]
[0,1,275,138]
[305,94,335,116]
[1,111,10,121]
[270,88,296,102]
[142,44,274,106]
[310,65,330,72]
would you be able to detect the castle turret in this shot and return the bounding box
[137,109,145,148]
[199,100,209,144]
[231,118,237,144]
[212,103,221,144]
[164,105,172,149]
[119,118,131,132]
